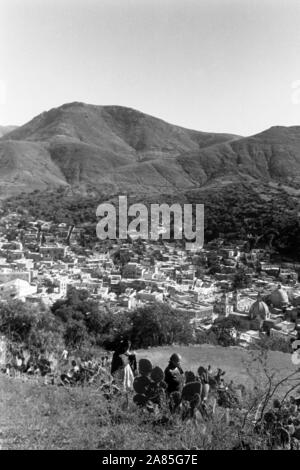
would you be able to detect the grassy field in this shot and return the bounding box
[0,344,297,450]
[136,344,297,389]
[0,373,225,450]
[0,374,148,450]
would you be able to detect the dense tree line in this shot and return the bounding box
[0,289,292,357]
[3,182,300,259]
[186,182,300,260]
[51,289,195,350]
[0,289,195,355]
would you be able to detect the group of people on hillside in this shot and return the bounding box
[4,347,112,385]
[109,339,226,403]
[4,352,52,378]
[60,355,111,385]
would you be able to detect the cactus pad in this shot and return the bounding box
[182,381,202,402]
[150,366,164,383]
[133,375,151,394]
[133,393,148,406]
[185,371,196,383]
[138,358,153,376]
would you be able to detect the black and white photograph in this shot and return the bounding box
[1,0,300,453]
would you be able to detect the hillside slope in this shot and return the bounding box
[0,102,239,196]
[0,345,297,449]
[0,125,18,138]
[1,102,300,198]
[178,126,300,187]
[0,140,67,198]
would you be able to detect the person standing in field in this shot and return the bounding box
[111,339,136,390]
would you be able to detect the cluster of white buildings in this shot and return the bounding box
[0,212,299,347]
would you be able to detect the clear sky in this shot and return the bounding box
[1,0,300,136]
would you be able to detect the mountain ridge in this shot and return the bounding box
[0,102,299,199]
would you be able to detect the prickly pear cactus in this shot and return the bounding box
[133,360,166,410]
[169,381,203,418]
[151,366,164,383]
[138,358,152,376]
[185,370,196,384]
[181,381,202,402]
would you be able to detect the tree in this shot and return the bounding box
[51,288,124,350]
[210,317,240,347]
[128,303,194,348]
[64,320,89,349]
[232,268,251,290]
[0,300,64,354]
[0,300,33,342]
[51,288,98,323]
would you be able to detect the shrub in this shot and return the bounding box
[253,335,292,353]
[64,320,89,348]
[0,300,65,355]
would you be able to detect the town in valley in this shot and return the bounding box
[0,209,299,354]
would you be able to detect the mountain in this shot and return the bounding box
[0,102,238,197]
[0,125,18,138]
[178,126,300,188]
[0,102,300,200]
[0,140,68,196]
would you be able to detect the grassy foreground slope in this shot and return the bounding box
[1,373,222,450]
[0,345,297,450]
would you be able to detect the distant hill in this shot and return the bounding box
[0,140,68,197]
[0,102,300,206]
[178,125,300,187]
[0,102,239,197]
[0,125,18,138]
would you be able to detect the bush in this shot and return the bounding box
[64,320,89,349]
[195,329,218,345]
[0,300,34,342]
[253,335,292,353]
[0,300,64,355]
[210,317,240,347]
[232,269,251,290]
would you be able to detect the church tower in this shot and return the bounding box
[220,292,231,317]
[233,290,240,312]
